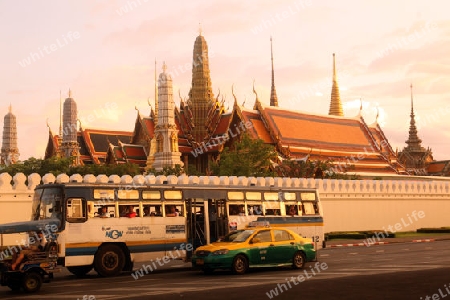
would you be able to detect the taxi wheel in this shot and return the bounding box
[232,254,248,275]
[292,251,306,269]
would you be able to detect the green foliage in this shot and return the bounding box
[209,133,277,177]
[275,158,360,179]
[146,164,184,176]
[0,157,141,177]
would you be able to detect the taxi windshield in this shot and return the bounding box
[232,230,255,242]
[219,230,246,242]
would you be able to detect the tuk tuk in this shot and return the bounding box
[0,219,60,293]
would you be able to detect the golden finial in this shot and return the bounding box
[147,97,152,108]
[375,106,379,123]
[252,79,258,99]
[199,22,202,36]
[46,118,50,128]
[8,104,12,113]
[232,84,237,104]
[162,61,167,73]
[68,88,72,98]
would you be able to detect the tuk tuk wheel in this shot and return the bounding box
[22,271,43,293]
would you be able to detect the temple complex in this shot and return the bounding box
[1,105,20,165]
[43,32,450,176]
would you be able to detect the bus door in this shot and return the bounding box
[208,199,227,243]
[186,198,206,251]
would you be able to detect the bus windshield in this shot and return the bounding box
[31,187,63,222]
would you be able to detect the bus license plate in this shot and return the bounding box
[196,259,204,265]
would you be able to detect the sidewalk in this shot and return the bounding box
[324,233,450,248]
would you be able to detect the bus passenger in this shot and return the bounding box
[166,205,179,217]
[125,205,137,218]
[288,205,296,216]
[143,206,151,217]
[98,206,110,218]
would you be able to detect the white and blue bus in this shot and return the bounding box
[0,173,324,277]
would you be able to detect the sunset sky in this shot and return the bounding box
[1,0,449,161]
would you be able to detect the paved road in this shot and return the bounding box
[1,240,449,299]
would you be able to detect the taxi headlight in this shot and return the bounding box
[212,249,229,255]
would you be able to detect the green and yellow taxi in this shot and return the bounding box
[191,222,316,274]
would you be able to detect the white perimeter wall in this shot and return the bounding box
[0,173,449,239]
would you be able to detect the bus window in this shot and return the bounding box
[283,192,296,201]
[94,189,115,200]
[142,204,162,217]
[229,204,245,216]
[119,204,139,218]
[164,204,183,217]
[164,190,182,200]
[264,192,279,201]
[300,192,316,201]
[117,189,139,200]
[302,201,318,215]
[263,201,280,216]
[246,192,261,201]
[142,190,161,200]
[246,202,262,215]
[66,198,87,223]
[285,204,299,216]
[228,191,244,200]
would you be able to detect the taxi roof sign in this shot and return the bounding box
[247,221,270,228]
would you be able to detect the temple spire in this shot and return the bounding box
[269,36,278,107]
[1,104,20,165]
[328,53,343,116]
[59,90,62,140]
[188,32,215,143]
[154,59,158,124]
[405,84,422,150]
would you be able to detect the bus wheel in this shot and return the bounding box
[232,254,248,275]
[94,244,125,277]
[67,265,93,277]
[292,251,306,269]
[22,271,43,293]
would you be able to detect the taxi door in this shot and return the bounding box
[247,229,274,265]
[269,229,297,264]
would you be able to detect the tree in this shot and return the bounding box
[275,158,360,179]
[210,133,277,177]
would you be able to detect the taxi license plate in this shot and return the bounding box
[196,259,204,265]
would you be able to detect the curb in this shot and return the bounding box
[325,236,450,248]
[412,239,435,243]
[328,241,389,248]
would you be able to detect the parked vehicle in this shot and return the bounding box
[191,222,316,274]
[0,225,60,292]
